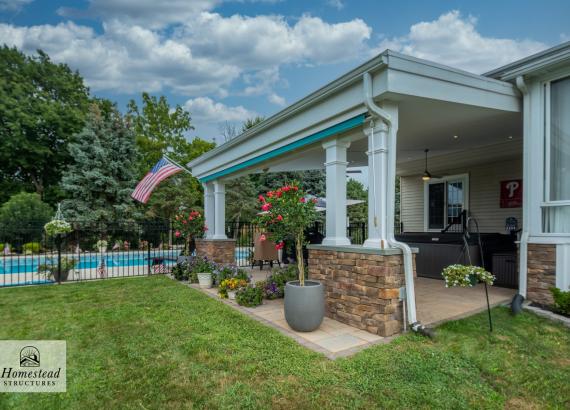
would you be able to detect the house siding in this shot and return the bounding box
[400,158,522,233]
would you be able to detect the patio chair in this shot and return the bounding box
[252,233,281,270]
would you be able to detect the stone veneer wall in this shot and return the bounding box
[195,239,236,265]
[307,246,415,337]
[527,244,556,306]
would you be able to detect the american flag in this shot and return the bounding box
[131,157,183,203]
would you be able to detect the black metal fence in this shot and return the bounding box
[0,220,184,288]
[1,219,384,287]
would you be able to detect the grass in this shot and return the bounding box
[0,276,568,409]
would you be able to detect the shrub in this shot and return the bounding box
[22,242,41,254]
[261,265,299,298]
[213,264,250,285]
[0,193,53,238]
[236,285,263,307]
[550,287,570,316]
[0,243,4,253]
[173,210,206,255]
[171,262,198,283]
[441,264,495,287]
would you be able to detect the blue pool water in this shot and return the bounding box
[0,250,179,275]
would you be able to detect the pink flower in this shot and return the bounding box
[182,219,187,224]
[312,198,318,204]
[203,226,208,231]
[175,230,181,238]
[267,191,274,198]
[293,186,299,191]
[299,197,306,203]
[258,195,266,203]
[277,214,283,221]
[189,216,194,221]
[260,234,266,241]
[275,241,284,250]
[283,186,290,192]
[261,203,271,211]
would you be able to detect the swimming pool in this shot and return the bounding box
[0,250,179,275]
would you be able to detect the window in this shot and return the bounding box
[543,75,570,233]
[424,175,468,231]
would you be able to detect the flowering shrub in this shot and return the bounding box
[219,278,248,298]
[442,264,495,287]
[213,264,250,285]
[173,210,206,255]
[255,182,318,285]
[236,285,263,307]
[44,219,72,237]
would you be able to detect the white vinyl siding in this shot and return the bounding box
[400,158,523,233]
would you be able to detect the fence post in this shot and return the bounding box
[57,236,62,285]
[147,241,151,276]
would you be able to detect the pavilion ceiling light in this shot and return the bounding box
[422,149,432,181]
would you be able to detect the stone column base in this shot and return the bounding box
[307,245,416,337]
[195,239,236,265]
[527,244,556,306]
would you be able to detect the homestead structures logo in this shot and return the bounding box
[20,346,40,367]
[0,340,66,392]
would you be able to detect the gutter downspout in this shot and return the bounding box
[363,72,423,331]
[516,75,529,299]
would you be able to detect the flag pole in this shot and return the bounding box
[164,154,193,175]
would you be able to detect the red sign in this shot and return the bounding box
[500,179,523,208]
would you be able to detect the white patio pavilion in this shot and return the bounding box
[188,44,570,335]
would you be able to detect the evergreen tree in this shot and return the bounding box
[61,105,139,226]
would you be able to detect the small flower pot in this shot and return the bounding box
[197,272,213,289]
[284,280,324,332]
[227,290,237,300]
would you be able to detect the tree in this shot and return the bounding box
[0,46,90,205]
[61,105,139,226]
[225,116,266,223]
[127,93,215,220]
[347,179,368,224]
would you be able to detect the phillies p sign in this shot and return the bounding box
[500,179,522,208]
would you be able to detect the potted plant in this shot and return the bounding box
[38,257,77,282]
[219,278,248,299]
[192,257,215,289]
[256,182,321,331]
[173,209,206,263]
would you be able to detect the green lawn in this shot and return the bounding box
[0,276,568,409]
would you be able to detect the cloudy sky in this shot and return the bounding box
[1,0,568,142]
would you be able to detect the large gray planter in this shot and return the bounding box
[284,280,324,332]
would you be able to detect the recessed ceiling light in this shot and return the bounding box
[453,135,459,139]
[507,135,513,140]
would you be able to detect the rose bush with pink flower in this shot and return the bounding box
[173,210,206,255]
[256,181,318,285]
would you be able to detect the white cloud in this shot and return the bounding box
[0,21,240,95]
[58,0,220,29]
[377,10,548,73]
[268,93,286,106]
[182,12,371,68]
[0,0,33,12]
[183,97,258,123]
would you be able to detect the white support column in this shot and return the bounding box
[203,182,215,239]
[363,121,389,248]
[322,138,351,246]
[212,180,227,239]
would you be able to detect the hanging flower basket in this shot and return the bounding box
[442,264,495,288]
